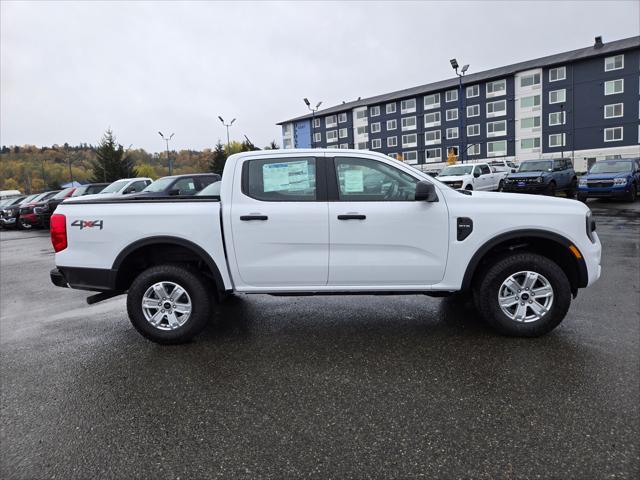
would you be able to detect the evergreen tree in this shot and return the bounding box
[208,141,227,175]
[90,129,138,182]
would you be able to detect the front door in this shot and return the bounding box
[327,156,449,287]
[230,156,328,287]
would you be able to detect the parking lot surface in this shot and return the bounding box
[1,200,639,479]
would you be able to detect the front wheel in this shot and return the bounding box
[473,252,571,337]
[497,179,504,192]
[565,179,577,199]
[18,218,32,230]
[127,264,213,344]
[465,185,473,191]
[545,181,557,197]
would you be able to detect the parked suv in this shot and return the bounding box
[577,158,640,202]
[437,162,508,191]
[68,178,152,202]
[503,158,577,197]
[34,187,77,227]
[134,173,221,197]
[0,195,28,228]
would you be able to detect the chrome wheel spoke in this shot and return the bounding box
[532,285,553,299]
[153,283,169,300]
[529,300,548,317]
[142,298,160,309]
[504,277,521,293]
[174,303,190,314]
[513,303,528,322]
[166,312,180,329]
[522,272,539,290]
[499,294,518,308]
[170,285,185,302]
[149,310,164,326]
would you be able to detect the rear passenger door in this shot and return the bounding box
[230,156,329,288]
[477,164,494,190]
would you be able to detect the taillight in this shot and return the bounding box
[50,214,67,252]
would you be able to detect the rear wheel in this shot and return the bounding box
[473,252,571,337]
[127,264,212,344]
[18,218,32,230]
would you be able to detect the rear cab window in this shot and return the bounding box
[243,157,317,201]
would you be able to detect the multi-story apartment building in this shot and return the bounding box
[278,36,640,172]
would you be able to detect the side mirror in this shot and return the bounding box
[473,171,480,178]
[511,168,516,173]
[123,188,134,194]
[169,189,180,196]
[415,181,438,202]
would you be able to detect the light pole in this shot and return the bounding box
[450,59,469,163]
[218,116,236,148]
[559,103,565,159]
[158,131,175,175]
[303,98,322,148]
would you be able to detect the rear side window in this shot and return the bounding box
[480,165,491,175]
[173,178,197,195]
[245,157,316,201]
[197,176,217,190]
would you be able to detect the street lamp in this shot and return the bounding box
[218,116,236,147]
[304,98,322,148]
[450,59,469,163]
[158,131,175,175]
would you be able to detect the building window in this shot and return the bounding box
[466,104,480,117]
[548,133,566,147]
[521,116,541,129]
[326,130,338,143]
[520,73,541,87]
[371,138,382,149]
[604,127,623,142]
[446,127,459,139]
[468,144,481,156]
[549,66,566,82]
[370,106,380,117]
[487,140,507,157]
[371,122,381,133]
[424,93,440,110]
[327,145,338,149]
[486,99,506,117]
[386,119,397,130]
[355,110,367,120]
[339,128,348,138]
[402,151,418,164]
[356,141,367,149]
[520,137,541,149]
[467,124,480,136]
[520,95,541,108]
[486,120,507,137]
[339,143,349,149]
[325,115,337,127]
[314,132,322,142]
[402,134,417,148]
[486,79,506,96]
[338,113,348,123]
[604,79,624,95]
[386,103,396,114]
[446,109,458,121]
[356,126,367,135]
[425,130,441,145]
[387,136,398,147]
[549,89,566,104]
[424,111,441,127]
[605,54,624,72]
[446,90,458,102]
[466,85,479,98]
[283,138,292,149]
[401,99,416,114]
[313,118,321,128]
[401,116,416,131]
[425,148,441,161]
[548,111,566,126]
[604,103,624,119]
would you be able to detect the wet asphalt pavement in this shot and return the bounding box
[1,200,639,479]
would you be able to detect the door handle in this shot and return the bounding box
[240,215,268,221]
[337,214,366,220]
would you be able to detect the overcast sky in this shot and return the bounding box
[1,0,638,152]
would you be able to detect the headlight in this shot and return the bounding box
[613,177,628,185]
[578,178,587,186]
[536,177,543,183]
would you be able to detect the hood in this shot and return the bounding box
[437,174,469,182]
[583,172,630,180]
[466,190,588,211]
[508,171,549,179]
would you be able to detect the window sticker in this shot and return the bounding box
[344,169,364,193]
[263,161,310,192]
[286,160,311,191]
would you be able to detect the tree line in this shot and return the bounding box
[0,129,278,193]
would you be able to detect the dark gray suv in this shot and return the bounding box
[503,158,577,197]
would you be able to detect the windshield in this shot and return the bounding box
[519,160,552,172]
[100,180,129,194]
[196,181,221,196]
[52,187,74,199]
[589,161,632,174]
[143,177,175,193]
[439,165,473,176]
[71,186,88,197]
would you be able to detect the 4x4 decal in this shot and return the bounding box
[71,219,104,230]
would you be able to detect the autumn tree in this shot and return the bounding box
[90,129,138,182]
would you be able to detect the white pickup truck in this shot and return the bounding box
[437,162,509,191]
[50,149,601,344]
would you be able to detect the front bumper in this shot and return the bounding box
[50,268,69,288]
[502,182,547,193]
[578,185,630,198]
[0,216,17,227]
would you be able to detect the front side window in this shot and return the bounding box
[605,54,624,72]
[334,157,418,201]
[245,157,316,201]
[173,177,197,195]
[549,89,566,104]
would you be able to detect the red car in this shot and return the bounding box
[17,191,59,229]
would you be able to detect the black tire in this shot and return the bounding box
[473,252,571,337]
[565,178,577,199]
[465,184,473,191]
[497,179,504,192]
[627,182,637,202]
[545,181,557,196]
[18,218,32,230]
[577,193,588,203]
[126,264,213,344]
